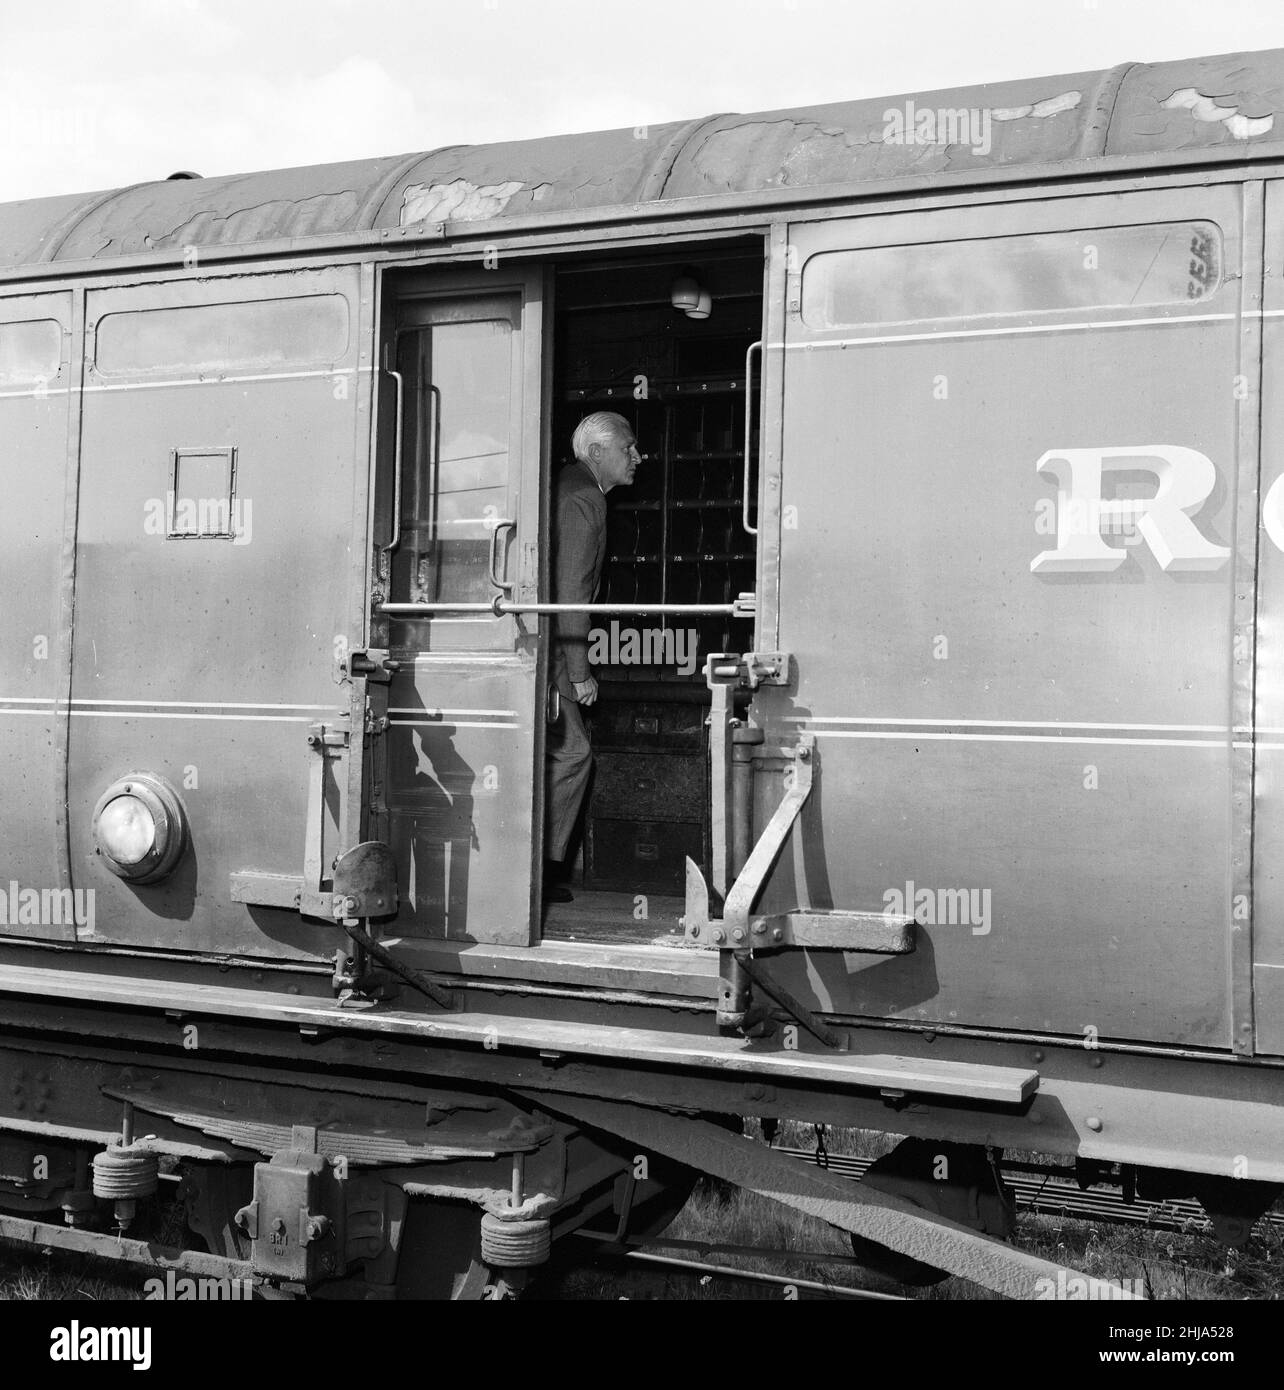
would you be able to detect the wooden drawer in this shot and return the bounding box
[592,751,705,821]
[585,817,705,895]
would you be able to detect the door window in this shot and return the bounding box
[389,299,520,653]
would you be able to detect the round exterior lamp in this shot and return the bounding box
[92,773,189,884]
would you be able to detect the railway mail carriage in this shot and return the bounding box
[1,48,1283,1296]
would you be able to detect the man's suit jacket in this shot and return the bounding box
[552,461,607,699]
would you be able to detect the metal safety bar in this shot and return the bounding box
[381,599,750,617]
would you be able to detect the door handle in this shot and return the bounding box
[742,339,762,537]
[488,519,517,593]
[381,350,405,557]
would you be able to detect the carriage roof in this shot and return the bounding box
[2,47,1282,271]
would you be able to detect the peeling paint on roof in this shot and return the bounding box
[156,192,363,250]
[991,91,1083,121]
[1162,87,1275,139]
[401,178,526,225]
[1106,50,1282,155]
[685,119,865,194]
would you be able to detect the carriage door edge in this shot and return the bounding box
[0,289,75,942]
[68,266,366,962]
[675,225,863,1030]
[366,267,545,947]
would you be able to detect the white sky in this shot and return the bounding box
[1,0,1281,202]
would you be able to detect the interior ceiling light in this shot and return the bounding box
[685,288,713,320]
[671,272,711,318]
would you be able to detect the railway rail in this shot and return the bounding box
[775,1148,1284,1237]
[604,1248,904,1300]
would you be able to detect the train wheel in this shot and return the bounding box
[848,1138,1015,1287]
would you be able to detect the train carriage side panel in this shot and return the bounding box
[754,184,1247,1048]
[64,265,368,960]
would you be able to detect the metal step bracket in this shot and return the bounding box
[296,721,349,920]
[230,719,352,918]
[688,731,913,954]
[687,695,915,1035]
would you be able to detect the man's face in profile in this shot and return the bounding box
[594,427,641,491]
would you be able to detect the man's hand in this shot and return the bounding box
[572,677,598,706]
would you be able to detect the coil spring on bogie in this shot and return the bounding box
[91,1145,160,1200]
[479,1213,551,1268]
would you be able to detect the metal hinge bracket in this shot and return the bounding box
[684,732,914,1040]
[298,721,350,919]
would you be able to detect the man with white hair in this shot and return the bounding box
[544,411,642,902]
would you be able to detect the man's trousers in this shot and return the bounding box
[545,692,592,861]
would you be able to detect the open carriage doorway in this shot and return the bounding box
[542,244,767,945]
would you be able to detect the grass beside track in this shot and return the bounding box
[537,1183,1283,1301]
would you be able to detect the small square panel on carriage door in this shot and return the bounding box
[168,447,239,539]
